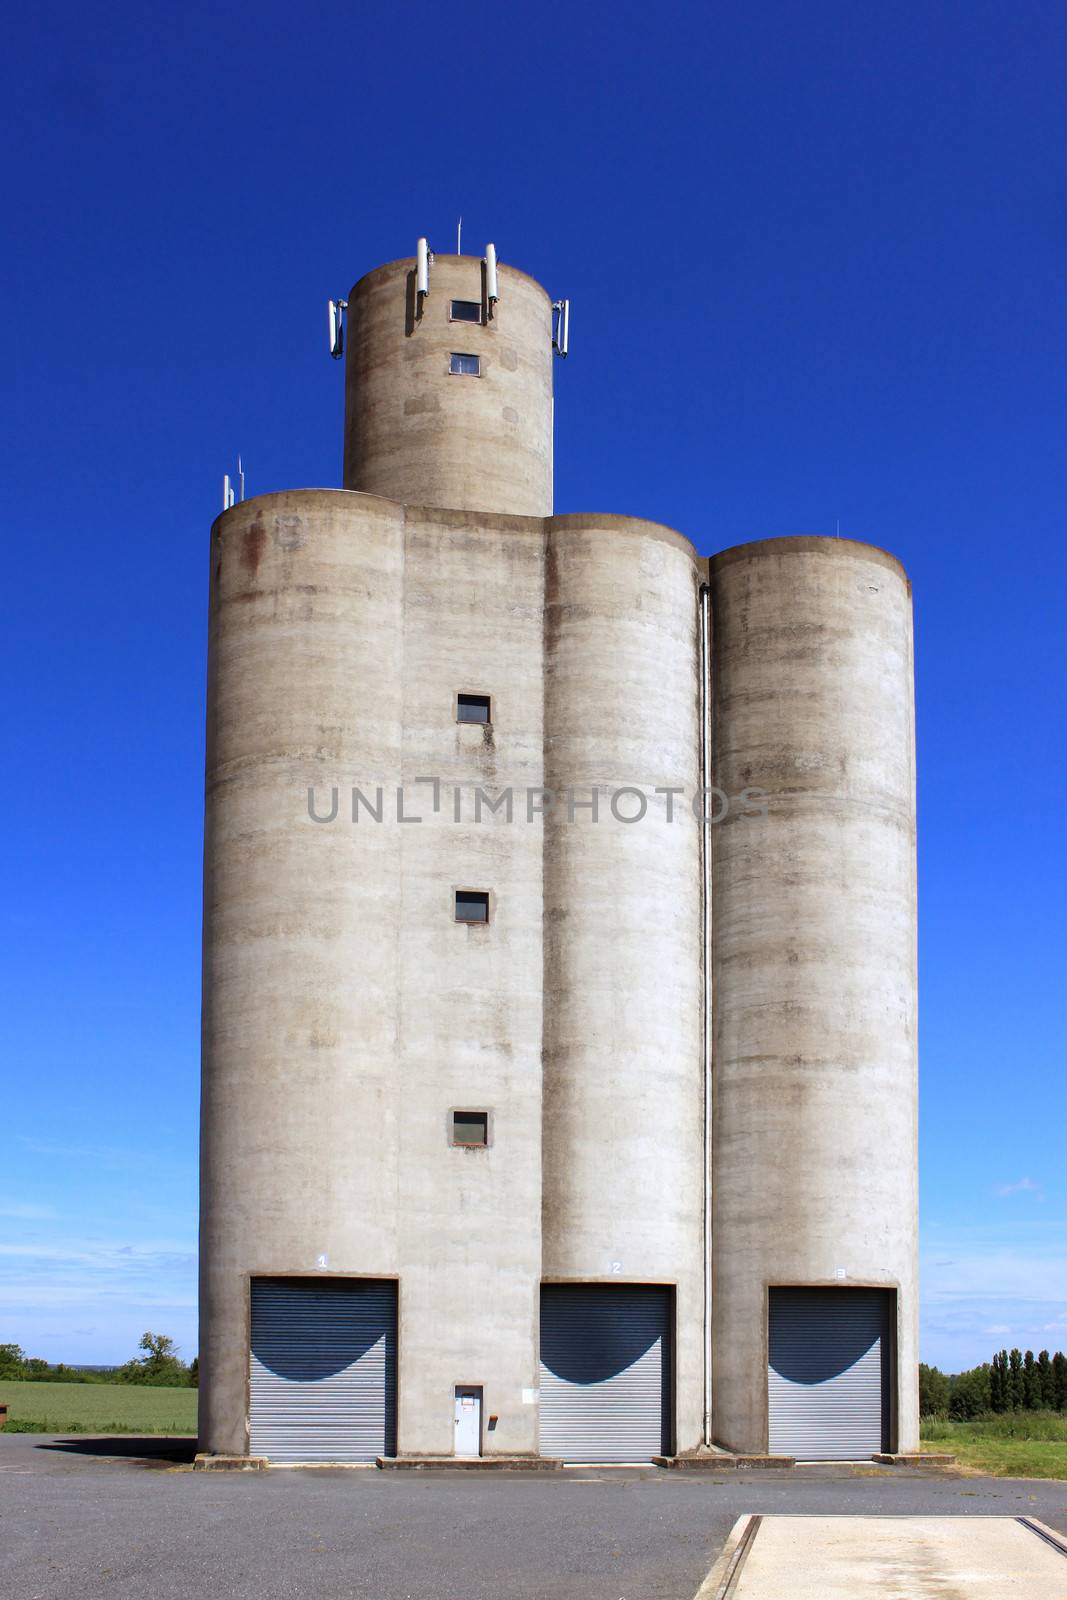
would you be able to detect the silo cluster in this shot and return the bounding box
[200,244,918,1465]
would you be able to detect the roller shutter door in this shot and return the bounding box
[768,1287,891,1460]
[539,1285,671,1462]
[249,1278,397,1463]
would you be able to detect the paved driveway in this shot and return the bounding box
[711,1514,1067,1598]
[2,1434,1066,1600]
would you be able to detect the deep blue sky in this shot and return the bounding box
[2,1,1064,1372]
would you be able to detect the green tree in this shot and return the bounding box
[1023,1350,1039,1409]
[989,1351,1004,1411]
[118,1331,188,1387]
[919,1363,950,1416]
[186,1355,199,1389]
[1037,1350,1053,1409]
[1008,1348,1024,1410]
[1053,1351,1067,1412]
[950,1364,991,1420]
[0,1344,26,1379]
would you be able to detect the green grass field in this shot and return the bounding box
[0,1379,197,1435]
[921,1411,1067,1479]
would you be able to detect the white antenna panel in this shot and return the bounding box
[328,298,346,359]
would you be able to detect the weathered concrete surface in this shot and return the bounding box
[344,255,553,517]
[201,490,549,1458]
[200,489,407,1456]
[201,490,720,1459]
[541,514,706,1455]
[709,537,919,1456]
[376,1454,563,1471]
[391,502,547,1458]
[717,1516,1067,1598]
[656,1453,795,1469]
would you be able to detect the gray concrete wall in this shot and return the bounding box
[201,490,550,1458]
[200,490,406,1455]
[393,504,547,1456]
[541,514,706,1454]
[708,536,919,1455]
[344,256,553,518]
[200,491,718,1459]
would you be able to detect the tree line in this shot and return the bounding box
[0,1332,198,1388]
[921,1348,1067,1420]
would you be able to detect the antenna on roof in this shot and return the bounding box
[484,243,498,304]
[457,216,463,255]
[552,298,570,358]
[416,237,431,297]
[238,455,245,502]
[328,298,347,359]
[222,474,235,511]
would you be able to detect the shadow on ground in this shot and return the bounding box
[36,1435,197,1465]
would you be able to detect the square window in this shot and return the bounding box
[451,1110,488,1147]
[449,352,480,376]
[457,693,491,725]
[454,890,490,923]
[450,299,482,324]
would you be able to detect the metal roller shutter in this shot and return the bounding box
[249,1278,397,1463]
[768,1287,891,1460]
[539,1285,671,1462]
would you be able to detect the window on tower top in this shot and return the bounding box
[450,299,482,324]
[449,352,481,376]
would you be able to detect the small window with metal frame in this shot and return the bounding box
[454,890,490,923]
[450,299,482,324]
[451,1110,489,1147]
[456,693,492,725]
[449,352,481,376]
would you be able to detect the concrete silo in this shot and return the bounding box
[342,253,553,515]
[708,537,919,1458]
[201,251,556,1462]
[539,515,705,1459]
[199,241,920,1467]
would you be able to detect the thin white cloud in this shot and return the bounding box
[995,1177,1042,1198]
[921,1217,1067,1368]
[0,1230,198,1363]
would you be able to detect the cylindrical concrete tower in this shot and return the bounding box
[200,489,407,1455]
[343,254,553,516]
[709,536,918,1457]
[201,241,921,1468]
[540,515,706,1456]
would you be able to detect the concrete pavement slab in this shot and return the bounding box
[717,1515,1067,1598]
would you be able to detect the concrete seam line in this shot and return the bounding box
[1019,1517,1067,1559]
[691,1514,761,1600]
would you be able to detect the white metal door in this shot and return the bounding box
[454,1387,481,1455]
[539,1285,671,1462]
[249,1278,397,1463]
[768,1287,891,1460]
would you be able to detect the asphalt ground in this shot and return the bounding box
[2,1434,1066,1600]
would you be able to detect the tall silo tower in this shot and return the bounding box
[199,239,918,1467]
[199,244,705,1465]
[708,537,919,1458]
